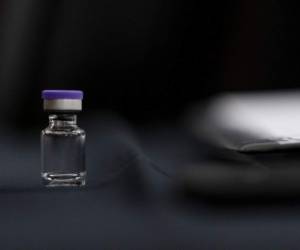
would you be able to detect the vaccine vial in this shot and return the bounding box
[41,90,86,187]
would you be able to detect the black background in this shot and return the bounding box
[1,1,300,249]
[1,0,300,127]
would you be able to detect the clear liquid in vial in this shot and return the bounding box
[41,129,85,187]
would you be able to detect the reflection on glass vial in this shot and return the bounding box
[41,90,86,187]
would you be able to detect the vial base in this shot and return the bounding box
[42,172,86,187]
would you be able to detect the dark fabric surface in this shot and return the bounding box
[1,116,300,249]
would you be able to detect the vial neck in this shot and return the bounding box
[49,114,77,129]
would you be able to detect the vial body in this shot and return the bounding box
[41,114,86,187]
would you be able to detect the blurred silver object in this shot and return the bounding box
[192,91,300,152]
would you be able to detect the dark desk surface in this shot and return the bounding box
[1,116,300,250]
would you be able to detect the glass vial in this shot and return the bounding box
[41,90,86,187]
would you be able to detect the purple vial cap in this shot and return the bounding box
[42,90,83,100]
